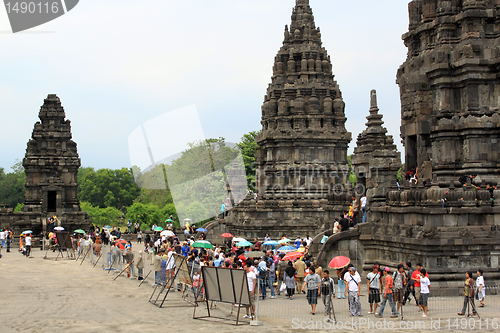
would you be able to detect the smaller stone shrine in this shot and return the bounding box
[351,90,401,208]
[0,94,91,235]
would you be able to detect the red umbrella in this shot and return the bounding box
[328,256,350,269]
[220,233,234,238]
[282,251,304,261]
[114,239,127,250]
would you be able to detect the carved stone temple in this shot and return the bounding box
[0,95,91,235]
[206,0,500,284]
[222,0,352,238]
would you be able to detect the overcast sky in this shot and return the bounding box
[0,0,410,171]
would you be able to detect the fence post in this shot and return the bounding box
[250,277,263,326]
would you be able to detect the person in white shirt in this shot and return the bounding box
[476,269,485,307]
[245,261,257,319]
[305,235,313,247]
[25,234,32,257]
[419,269,430,317]
[344,266,362,316]
[0,230,6,248]
[360,194,368,223]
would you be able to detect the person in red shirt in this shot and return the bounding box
[375,267,398,317]
[254,238,261,251]
[411,263,429,312]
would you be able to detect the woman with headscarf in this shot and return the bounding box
[284,261,297,300]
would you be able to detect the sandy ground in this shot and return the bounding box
[1,248,499,333]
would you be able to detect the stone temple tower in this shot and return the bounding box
[224,0,352,238]
[397,0,500,184]
[255,0,352,199]
[21,94,90,232]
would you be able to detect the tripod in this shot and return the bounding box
[466,295,480,319]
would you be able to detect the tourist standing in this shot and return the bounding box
[367,265,382,315]
[268,258,277,299]
[351,195,360,227]
[136,250,144,280]
[277,253,287,296]
[0,229,5,248]
[321,270,335,316]
[244,261,257,319]
[284,261,297,299]
[419,269,430,317]
[376,267,398,318]
[25,233,32,257]
[339,214,349,232]
[220,202,225,219]
[294,257,306,294]
[137,230,143,244]
[302,267,321,315]
[393,264,407,315]
[127,220,132,233]
[458,271,476,316]
[360,194,367,223]
[344,266,362,316]
[411,263,425,311]
[337,267,347,299]
[403,262,416,305]
[476,269,485,307]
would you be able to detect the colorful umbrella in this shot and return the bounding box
[103,225,111,229]
[328,256,351,269]
[154,226,163,231]
[114,239,128,250]
[277,245,295,253]
[232,237,247,243]
[165,219,173,223]
[278,238,292,244]
[74,229,85,234]
[236,240,253,247]
[21,230,33,235]
[220,233,234,238]
[282,251,304,261]
[263,240,279,246]
[192,240,214,249]
[196,228,208,232]
[160,230,175,237]
[245,251,265,258]
[54,226,65,231]
[183,218,192,222]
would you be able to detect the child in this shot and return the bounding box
[192,270,201,298]
[419,269,430,317]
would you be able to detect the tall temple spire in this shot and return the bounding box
[255,0,351,199]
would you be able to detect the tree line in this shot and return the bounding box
[0,132,260,229]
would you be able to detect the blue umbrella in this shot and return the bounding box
[263,240,279,246]
[236,240,253,247]
[196,228,208,232]
[277,245,295,253]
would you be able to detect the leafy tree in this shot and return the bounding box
[80,202,123,227]
[237,131,260,191]
[125,202,162,228]
[0,161,26,208]
[78,167,140,209]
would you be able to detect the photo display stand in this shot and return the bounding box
[43,231,75,260]
[193,266,251,326]
[149,253,194,308]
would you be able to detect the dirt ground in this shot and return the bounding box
[1,248,499,333]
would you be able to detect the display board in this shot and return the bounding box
[55,231,72,250]
[201,266,250,305]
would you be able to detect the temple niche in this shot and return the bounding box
[0,94,91,235]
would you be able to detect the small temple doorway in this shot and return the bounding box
[47,191,57,212]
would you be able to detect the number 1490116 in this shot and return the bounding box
[5,2,59,14]
[446,318,498,330]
